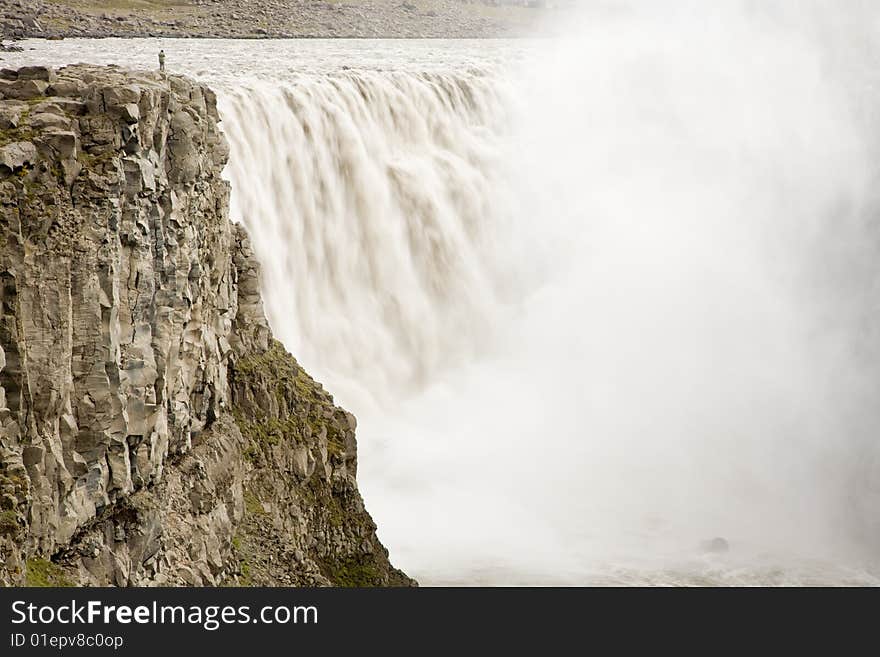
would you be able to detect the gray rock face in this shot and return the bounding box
[0,64,412,587]
[0,103,26,130]
[0,141,36,173]
[16,66,56,83]
[0,79,50,101]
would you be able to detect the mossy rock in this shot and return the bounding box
[0,125,35,148]
[0,510,19,536]
[232,339,348,463]
[25,558,73,587]
[233,339,324,406]
[243,489,266,516]
[322,556,382,587]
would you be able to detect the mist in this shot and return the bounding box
[347,2,880,583]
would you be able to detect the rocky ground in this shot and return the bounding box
[1,0,554,39]
[0,63,413,586]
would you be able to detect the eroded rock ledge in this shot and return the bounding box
[0,64,413,586]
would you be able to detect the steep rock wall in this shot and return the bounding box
[0,64,411,586]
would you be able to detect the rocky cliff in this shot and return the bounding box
[0,64,413,586]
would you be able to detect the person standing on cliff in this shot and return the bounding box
[158,49,165,73]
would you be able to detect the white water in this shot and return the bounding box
[220,71,518,400]
[14,7,880,585]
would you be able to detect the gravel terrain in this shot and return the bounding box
[1,0,556,39]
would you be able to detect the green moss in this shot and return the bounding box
[229,340,374,585]
[234,414,275,446]
[326,426,345,457]
[78,149,116,168]
[242,443,259,464]
[0,124,35,148]
[243,489,266,516]
[234,339,322,405]
[304,477,345,528]
[0,510,19,536]
[239,560,252,585]
[324,557,381,587]
[25,558,73,587]
[221,529,252,587]
[0,473,27,504]
[228,530,254,586]
[234,414,302,447]
[50,163,65,184]
[327,499,345,528]
[232,339,346,464]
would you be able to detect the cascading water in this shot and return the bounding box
[16,2,880,584]
[219,71,522,405]
[217,28,880,582]
[216,12,880,584]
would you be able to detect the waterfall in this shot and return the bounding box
[219,71,524,406]
[216,18,880,585]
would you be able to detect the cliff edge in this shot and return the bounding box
[0,64,413,586]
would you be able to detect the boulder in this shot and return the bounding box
[28,112,72,131]
[1,78,48,100]
[35,130,78,160]
[47,79,87,98]
[102,84,141,108]
[116,102,140,124]
[16,66,56,82]
[33,98,85,116]
[0,102,25,129]
[0,141,36,173]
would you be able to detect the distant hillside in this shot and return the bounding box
[1,0,561,39]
